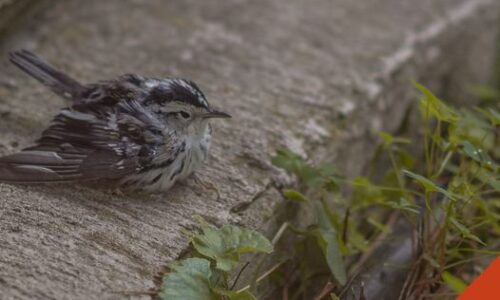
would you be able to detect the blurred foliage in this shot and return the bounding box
[268,83,499,299]
[159,83,499,299]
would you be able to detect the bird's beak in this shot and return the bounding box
[202,110,232,119]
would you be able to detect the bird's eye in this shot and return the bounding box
[179,111,191,119]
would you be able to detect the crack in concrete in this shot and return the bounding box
[229,181,277,214]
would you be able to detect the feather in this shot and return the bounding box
[0,150,83,182]
[9,49,86,100]
[0,149,139,183]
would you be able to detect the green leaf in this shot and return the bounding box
[330,293,341,300]
[467,85,500,101]
[462,141,482,162]
[449,110,495,151]
[272,148,339,189]
[283,189,309,203]
[271,149,305,175]
[385,198,420,214]
[312,201,347,285]
[192,222,273,272]
[397,149,416,170]
[160,258,217,300]
[351,176,383,207]
[402,170,456,200]
[212,288,256,300]
[474,107,500,125]
[324,177,340,192]
[377,131,394,144]
[311,227,347,285]
[415,82,461,123]
[423,253,441,269]
[299,165,326,188]
[474,167,500,190]
[442,271,467,293]
[461,141,498,172]
[449,217,485,245]
[377,131,411,145]
[367,217,388,232]
[230,291,257,300]
[347,225,369,252]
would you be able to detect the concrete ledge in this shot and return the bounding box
[0,0,47,38]
[0,0,498,299]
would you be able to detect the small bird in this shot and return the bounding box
[0,50,230,192]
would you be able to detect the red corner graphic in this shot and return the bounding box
[458,257,500,300]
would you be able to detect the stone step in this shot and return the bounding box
[0,0,498,299]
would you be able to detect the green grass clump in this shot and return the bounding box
[269,83,499,299]
[159,83,499,299]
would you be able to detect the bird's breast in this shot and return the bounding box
[120,133,211,192]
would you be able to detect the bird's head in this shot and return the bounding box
[145,78,230,137]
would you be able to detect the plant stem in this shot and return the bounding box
[237,261,286,294]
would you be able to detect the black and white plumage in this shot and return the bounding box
[0,50,230,192]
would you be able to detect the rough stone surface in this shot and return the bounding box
[0,1,48,37]
[0,0,497,299]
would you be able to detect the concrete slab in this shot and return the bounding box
[0,0,497,299]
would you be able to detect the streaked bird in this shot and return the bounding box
[0,50,230,192]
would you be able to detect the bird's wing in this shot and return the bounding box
[0,99,172,183]
[75,74,148,108]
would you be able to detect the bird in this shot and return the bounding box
[0,49,231,192]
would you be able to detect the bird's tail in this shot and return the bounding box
[9,49,85,100]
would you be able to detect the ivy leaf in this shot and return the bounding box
[192,223,273,272]
[442,271,467,293]
[160,258,217,300]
